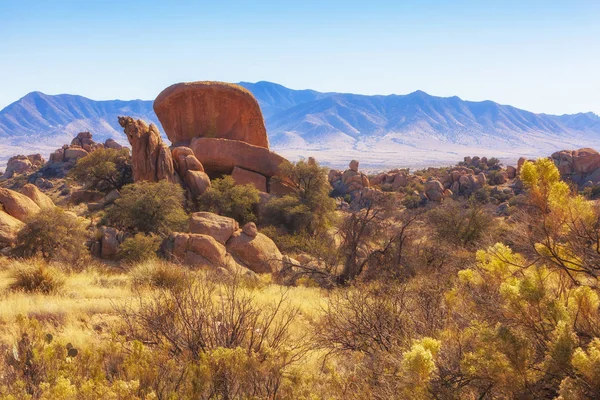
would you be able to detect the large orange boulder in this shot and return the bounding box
[21,184,55,209]
[0,208,24,245]
[226,230,283,274]
[118,116,177,183]
[154,81,269,148]
[572,148,600,175]
[232,166,267,192]
[189,212,238,245]
[0,188,40,221]
[189,137,286,178]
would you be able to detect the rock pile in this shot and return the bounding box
[2,154,45,179]
[551,148,600,187]
[370,169,416,190]
[162,212,283,275]
[171,147,211,196]
[329,160,371,202]
[90,226,127,260]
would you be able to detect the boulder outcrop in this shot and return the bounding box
[172,146,211,196]
[226,230,283,274]
[162,212,283,274]
[21,184,55,209]
[329,160,371,202]
[189,137,286,178]
[189,212,239,245]
[0,188,40,222]
[2,154,44,179]
[154,81,269,148]
[118,116,177,183]
[90,226,127,259]
[0,208,24,246]
[231,166,267,192]
[551,148,600,185]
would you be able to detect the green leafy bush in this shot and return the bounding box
[69,148,132,193]
[267,159,336,233]
[427,200,493,246]
[117,233,161,263]
[13,208,89,265]
[402,194,424,209]
[197,176,259,224]
[105,181,187,236]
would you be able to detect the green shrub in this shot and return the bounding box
[262,195,313,233]
[105,181,188,236]
[427,200,493,246]
[402,194,424,209]
[69,148,132,193]
[471,186,490,204]
[197,176,259,224]
[118,233,161,263]
[268,159,336,234]
[8,260,65,294]
[13,208,89,265]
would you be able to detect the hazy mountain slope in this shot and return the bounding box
[1,81,600,168]
[0,92,159,144]
[237,81,328,118]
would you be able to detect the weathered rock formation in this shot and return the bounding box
[188,137,286,180]
[21,184,55,209]
[152,81,288,193]
[0,188,41,222]
[189,212,239,245]
[172,146,211,196]
[329,160,371,202]
[226,224,283,274]
[90,226,127,260]
[48,145,88,172]
[154,81,269,148]
[2,154,45,179]
[162,212,283,274]
[118,116,177,183]
[231,166,267,192]
[0,209,24,246]
[551,148,600,186]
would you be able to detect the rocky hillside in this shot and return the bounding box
[2,82,600,168]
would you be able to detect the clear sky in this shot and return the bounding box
[0,0,599,115]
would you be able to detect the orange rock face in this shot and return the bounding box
[231,166,267,192]
[118,116,177,183]
[154,81,269,148]
[189,137,286,178]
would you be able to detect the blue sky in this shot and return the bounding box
[0,0,599,114]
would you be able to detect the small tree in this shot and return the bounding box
[105,181,188,236]
[70,148,132,193]
[427,200,493,247]
[197,176,259,224]
[267,159,336,234]
[14,208,89,264]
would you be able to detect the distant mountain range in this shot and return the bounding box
[1,81,600,169]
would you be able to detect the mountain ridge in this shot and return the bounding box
[1,82,599,168]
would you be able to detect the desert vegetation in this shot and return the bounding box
[2,147,600,400]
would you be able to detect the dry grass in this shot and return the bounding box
[0,257,327,361]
